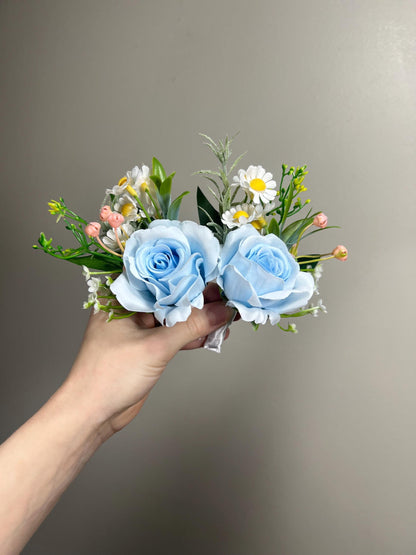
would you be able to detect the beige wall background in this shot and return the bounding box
[1,1,415,553]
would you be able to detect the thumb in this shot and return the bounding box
[156,302,235,360]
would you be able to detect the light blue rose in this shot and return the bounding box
[217,225,314,325]
[110,220,220,326]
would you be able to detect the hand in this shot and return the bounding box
[0,284,234,554]
[63,283,234,434]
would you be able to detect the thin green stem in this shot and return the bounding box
[296,254,334,264]
[145,189,162,219]
[280,306,320,318]
[279,178,295,227]
[126,185,152,223]
[108,312,136,320]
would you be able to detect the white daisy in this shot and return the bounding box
[133,166,160,216]
[131,164,152,192]
[106,164,151,196]
[221,204,257,229]
[114,194,139,222]
[102,223,134,252]
[222,203,272,230]
[233,165,277,204]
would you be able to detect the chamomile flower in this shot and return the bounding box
[106,165,151,196]
[102,223,134,252]
[131,165,152,192]
[132,166,160,216]
[221,204,257,229]
[114,194,139,222]
[233,165,277,204]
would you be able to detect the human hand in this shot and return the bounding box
[63,283,234,435]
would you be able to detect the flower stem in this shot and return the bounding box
[126,185,152,223]
[145,190,162,219]
[94,237,123,257]
[113,228,125,253]
[108,312,136,320]
[296,253,334,265]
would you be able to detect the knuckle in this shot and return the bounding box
[186,311,207,339]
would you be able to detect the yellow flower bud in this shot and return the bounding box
[48,200,61,215]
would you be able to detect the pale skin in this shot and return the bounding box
[0,284,234,555]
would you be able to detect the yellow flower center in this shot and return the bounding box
[233,210,249,220]
[121,203,134,217]
[140,181,149,192]
[250,178,266,192]
[251,217,267,230]
[118,176,127,187]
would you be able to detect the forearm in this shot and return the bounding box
[0,380,112,555]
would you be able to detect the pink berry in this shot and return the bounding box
[332,245,348,261]
[313,212,328,228]
[85,222,101,237]
[100,205,112,221]
[108,212,125,228]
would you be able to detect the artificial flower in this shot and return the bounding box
[110,220,220,326]
[113,194,139,222]
[102,223,134,252]
[221,203,258,229]
[233,165,277,204]
[217,225,314,325]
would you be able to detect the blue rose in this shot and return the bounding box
[110,220,220,326]
[217,225,314,325]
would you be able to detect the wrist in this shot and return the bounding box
[55,376,115,446]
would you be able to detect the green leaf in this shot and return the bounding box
[266,218,279,236]
[297,255,321,271]
[152,157,167,182]
[150,174,162,190]
[281,214,317,248]
[154,172,174,216]
[229,151,246,173]
[160,172,175,197]
[68,256,123,271]
[156,174,171,218]
[167,191,189,220]
[301,225,341,240]
[197,186,222,227]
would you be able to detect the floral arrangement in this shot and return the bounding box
[34,134,347,349]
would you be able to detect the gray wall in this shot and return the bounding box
[1,1,415,553]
